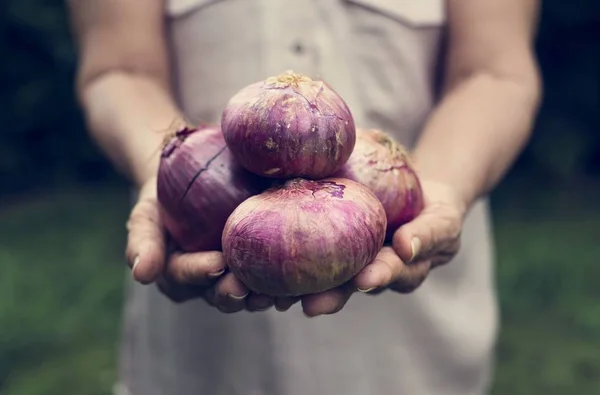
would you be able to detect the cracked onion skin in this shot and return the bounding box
[221,177,387,297]
[334,128,424,239]
[157,125,269,252]
[221,71,356,179]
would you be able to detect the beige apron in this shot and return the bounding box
[116,1,499,394]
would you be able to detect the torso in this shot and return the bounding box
[117,1,499,394]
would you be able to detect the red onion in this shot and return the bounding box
[221,178,387,297]
[221,71,356,179]
[334,129,424,239]
[157,125,269,252]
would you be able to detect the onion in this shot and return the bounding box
[334,128,424,239]
[221,178,387,297]
[157,125,269,252]
[221,71,356,179]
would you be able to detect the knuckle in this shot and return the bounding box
[168,252,222,286]
[383,266,396,286]
[206,251,225,269]
[180,256,196,282]
[431,238,461,268]
[126,211,145,231]
[127,200,159,230]
[444,209,463,239]
[167,254,189,283]
[432,249,456,267]
[390,270,428,294]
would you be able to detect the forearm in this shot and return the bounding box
[414,70,541,212]
[79,72,185,187]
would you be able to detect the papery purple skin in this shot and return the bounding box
[221,71,356,179]
[222,178,387,297]
[157,125,270,252]
[334,129,424,240]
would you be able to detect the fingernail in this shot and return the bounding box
[409,237,421,263]
[357,286,376,293]
[208,268,225,278]
[227,292,249,301]
[131,255,140,277]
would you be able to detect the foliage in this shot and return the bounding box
[523,0,600,179]
[0,0,118,196]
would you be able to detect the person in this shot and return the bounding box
[67,0,541,394]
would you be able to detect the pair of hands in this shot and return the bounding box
[125,176,467,317]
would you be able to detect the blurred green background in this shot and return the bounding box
[1,1,599,394]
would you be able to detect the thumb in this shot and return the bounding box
[125,179,166,284]
[391,205,462,265]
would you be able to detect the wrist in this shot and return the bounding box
[435,178,470,219]
[130,152,160,190]
[412,157,476,217]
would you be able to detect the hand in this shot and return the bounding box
[296,179,467,317]
[125,177,277,313]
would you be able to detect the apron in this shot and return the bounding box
[115,1,499,394]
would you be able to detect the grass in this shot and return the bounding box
[0,186,129,395]
[0,178,598,395]
[490,176,600,395]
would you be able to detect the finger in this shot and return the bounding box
[211,272,250,313]
[246,293,275,312]
[301,284,354,317]
[274,296,301,312]
[392,205,462,266]
[125,183,165,284]
[166,251,225,286]
[156,276,205,304]
[388,260,431,293]
[352,247,403,291]
[352,247,430,294]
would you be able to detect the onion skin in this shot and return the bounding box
[221,71,356,179]
[334,129,424,239]
[222,178,387,297]
[157,125,269,252]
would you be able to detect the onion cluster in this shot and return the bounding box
[334,128,424,240]
[157,71,424,297]
[157,126,269,251]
